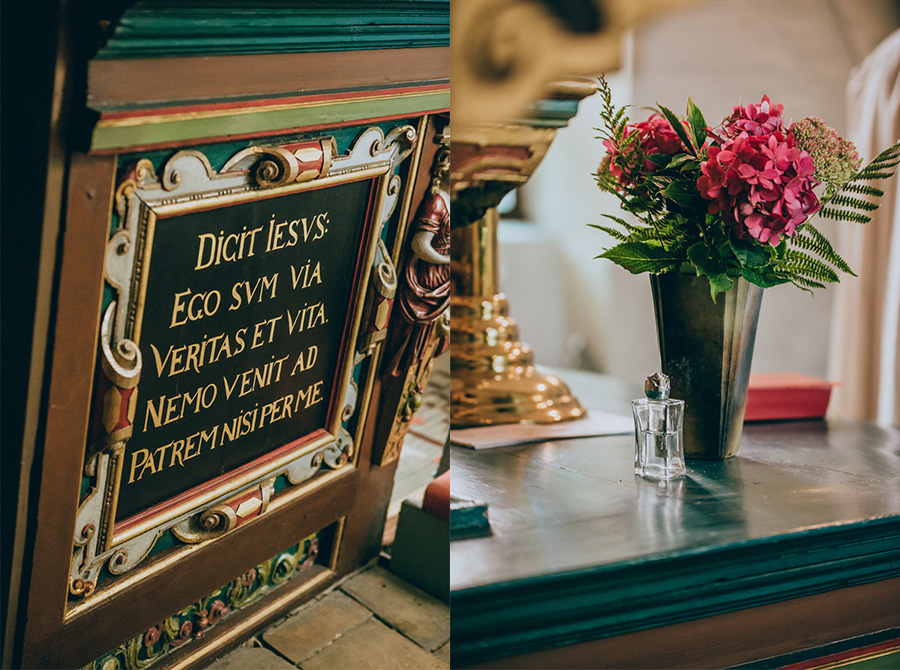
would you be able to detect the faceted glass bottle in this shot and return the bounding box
[633,373,685,480]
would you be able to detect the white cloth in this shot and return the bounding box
[830,29,900,424]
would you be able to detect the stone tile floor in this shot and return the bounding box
[209,354,450,669]
[209,565,450,670]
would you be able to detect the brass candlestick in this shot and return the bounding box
[449,84,596,427]
[450,207,585,426]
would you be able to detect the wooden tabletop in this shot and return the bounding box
[450,373,900,666]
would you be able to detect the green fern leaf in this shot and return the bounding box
[781,250,840,283]
[791,224,856,276]
[819,207,872,224]
[840,182,884,198]
[828,193,880,211]
[857,170,899,180]
[588,224,629,241]
[855,144,900,180]
[812,140,900,227]
[788,275,827,292]
[600,213,643,234]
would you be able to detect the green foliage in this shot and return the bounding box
[658,104,697,157]
[596,242,683,274]
[790,224,855,276]
[592,75,900,300]
[686,98,708,152]
[776,140,900,291]
[814,141,900,226]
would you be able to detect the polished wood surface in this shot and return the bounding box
[452,420,900,591]
[450,372,900,666]
[88,48,451,111]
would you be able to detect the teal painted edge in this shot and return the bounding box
[97,1,449,59]
[90,91,449,152]
[524,98,585,128]
[451,516,900,666]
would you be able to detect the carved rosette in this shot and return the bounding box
[70,125,415,600]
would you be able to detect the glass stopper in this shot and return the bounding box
[644,372,670,400]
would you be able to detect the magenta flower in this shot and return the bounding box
[722,95,785,138]
[602,114,687,187]
[637,114,685,156]
[698,129,820,245]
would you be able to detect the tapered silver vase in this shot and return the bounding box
[650,274,763,460]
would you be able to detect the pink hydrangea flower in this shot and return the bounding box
[722,95,785,138]
[697,129,820,245]
[636,114,685,156]
[602,114,686,187]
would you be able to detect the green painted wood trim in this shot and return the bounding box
[97,0,449,59]
[451,516,900,666]
[90,91,449,152]
[524,98,585,128]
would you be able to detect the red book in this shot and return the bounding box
[744,373,835,422]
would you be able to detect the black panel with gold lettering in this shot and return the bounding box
[117,179,372,521]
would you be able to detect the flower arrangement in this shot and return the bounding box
[593,78,900,300]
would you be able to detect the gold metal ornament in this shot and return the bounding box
[450,208,584,426]
[449,80,599,427]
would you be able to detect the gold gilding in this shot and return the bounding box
[450,209,584,426]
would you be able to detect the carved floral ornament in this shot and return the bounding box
[70,126,415,603]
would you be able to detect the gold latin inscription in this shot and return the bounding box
[195,226,264,270]
[128,203,341,489]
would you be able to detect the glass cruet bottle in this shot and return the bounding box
[633,372,686,480]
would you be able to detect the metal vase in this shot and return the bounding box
[651,274,763,460]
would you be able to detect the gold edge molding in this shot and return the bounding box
[131,210,156,345]
[327,518,347,572]
[328,174,389,440]
[391,115,431,271]
[151,166,389,218]
[66,539,209,622]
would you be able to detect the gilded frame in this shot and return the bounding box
[68,125,415,607]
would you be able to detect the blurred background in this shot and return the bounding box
[495,0,900,419]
